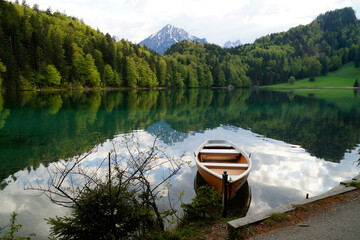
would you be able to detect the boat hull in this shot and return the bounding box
[196,162,249,199]
[195,140,252,200]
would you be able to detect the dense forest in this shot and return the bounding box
[0,0,359,90]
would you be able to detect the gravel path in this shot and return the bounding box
[250,197,360,240]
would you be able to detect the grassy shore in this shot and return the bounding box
[262,62,360,89]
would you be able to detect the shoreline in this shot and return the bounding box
[228,173,360,229]
[227,173,360,238]
[1,86,358,93]
[201,174,360,239]
[261,86,360,90]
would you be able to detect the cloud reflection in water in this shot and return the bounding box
[0,125,358,239]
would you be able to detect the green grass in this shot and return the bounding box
[262,62,360,89]
[292,204,307,211]
[268,213,289,222]
[266,67,360,111]
[264,219,275,226]
[346,181,360,188]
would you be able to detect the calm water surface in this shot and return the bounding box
[0,89,359,238]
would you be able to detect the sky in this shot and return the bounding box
[11,0,360,46]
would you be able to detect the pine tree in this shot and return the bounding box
[354,78,359,88]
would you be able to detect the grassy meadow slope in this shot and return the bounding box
[263,62,360,89]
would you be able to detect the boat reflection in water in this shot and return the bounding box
[194,171,251,218]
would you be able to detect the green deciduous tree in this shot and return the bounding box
[204,66,214,87]
[308,58,322,82]
[83,54,101,87]
[0,60,6,89]
[157,59,167,87]
[187,69,198,88]
[45,64,61,86]
[125,57,138,88]
[137,59,158,88]
[174,72,184,88]
[197,66,206,87]
[216,68,226,87]
[102,64,114,86]
[72,51,101,87]
[288,76,296,85]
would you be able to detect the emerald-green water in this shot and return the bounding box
[0,89,359,238]
[1,89,359,184]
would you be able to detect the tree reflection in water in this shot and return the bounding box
[0,89,359,187]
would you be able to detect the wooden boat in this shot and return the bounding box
[195,140,252,200]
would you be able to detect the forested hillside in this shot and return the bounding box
[0,0,359,90]
[229,7,360,86]
[167,7,360,86]
[0,0,162,89]
[165,41,251,87]
[0,0,245,90]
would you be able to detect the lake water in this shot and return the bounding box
[0,89,359,238]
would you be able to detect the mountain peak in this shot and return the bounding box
[224,40,242,48]
[164,24,174,29]
[139,25,207,54]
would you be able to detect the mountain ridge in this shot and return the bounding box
[139,24,207,54]
[224,40,242,48]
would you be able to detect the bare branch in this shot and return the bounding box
[26,133,186,236]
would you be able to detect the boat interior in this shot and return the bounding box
[198,144,249,176]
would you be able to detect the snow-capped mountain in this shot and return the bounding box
[139,24,207,54]
[223,40,242,48]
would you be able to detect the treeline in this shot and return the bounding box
[0,1,359,89]
[229,7,360,85]
[0,0,251,90]
[0,0,160,89]
[168,8,360,86]
[167,7,360,86]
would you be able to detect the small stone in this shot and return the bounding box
[298,224,309,227]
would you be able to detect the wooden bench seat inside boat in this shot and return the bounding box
[201,163,248,168]
[198,148,248,164]
[199,149,239,154]
[203,143,234,149]
[205,165,247,176]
